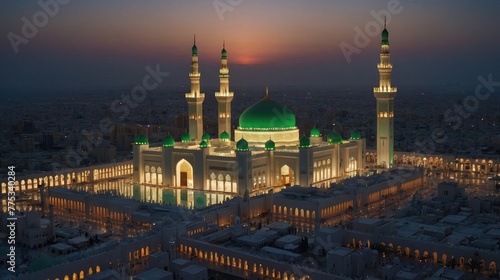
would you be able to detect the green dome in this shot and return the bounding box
[327,131,343,144]
[239,95,296,130]
[202,132,210,142]
[181,133,190,143]
[350,130,361,140]
[220,131,230,141]
[310,127,320,137]
[221,48,227,59]
[381,28,389,45]
[192,44,198,56]
[199,140,208,148]
[265,139,275,151]
[236,138,249,151]
[134,134,148,145]
[300,136,310,148]
[162,135,175,147]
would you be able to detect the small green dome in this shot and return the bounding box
[202,132,210,142]
[350,130,361,140]
[239,94,296,130]
[221,48,227,59]
[192,44,198,56]
[220,131,230,141]
[265,139,275,151]
[162,135,175,147]
[300,136,310,148]
[199,140,208,148]
[381,28,389,45]
[134,134,149,145]
[327,131,343,144]
[181,133,190,143]
[310,127,320,137]
[236,138,249,151]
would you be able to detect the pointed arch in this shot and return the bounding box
[280,164,294,186]
[489,261,496,272]
[404,247,410,257]
[441,254,447,265]
[176,159,194,188]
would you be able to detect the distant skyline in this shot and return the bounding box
[1,0,499,94]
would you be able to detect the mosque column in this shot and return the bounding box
[299,136,313,186]
[236,139,252,195]
[265,139,276,188]
[133,134,149,183]
[161,136,174,187]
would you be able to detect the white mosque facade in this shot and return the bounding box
[132,38,367,196]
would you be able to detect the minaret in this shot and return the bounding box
[215,40,234,139]
[374,20,397,168]
[185,35,205,141]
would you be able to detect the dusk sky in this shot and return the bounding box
[1,0,500,93]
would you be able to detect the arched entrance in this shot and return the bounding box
[280,165,294,186]
[490,261,497,273]
[176,159,194,188]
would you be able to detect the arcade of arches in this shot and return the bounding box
[52,266,101,280]
[29,244,152,280]
[179,242,314,280]
[1,162,133,196]
[349,238,498,274]
[365,153,500,174]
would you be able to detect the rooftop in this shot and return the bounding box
[236,234,267,245]
[181,264,207,275]
[329,246,353,257]
[135,268,173,280]
[267,222,291,231]
[395,270,418,280]
[276,235,301,244]
[50,243,74,251]
[355,217,382,225]
[172,258,191,266]
[261,246,301,258]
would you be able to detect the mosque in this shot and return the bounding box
[132,26,398,196]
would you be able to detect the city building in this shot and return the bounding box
[1,20,500,280]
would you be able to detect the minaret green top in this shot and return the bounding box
[192,34,198,56]
[236,138,249,151]
[310,126,320,138]
[381,19,389,45]
[221,40,227,59]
